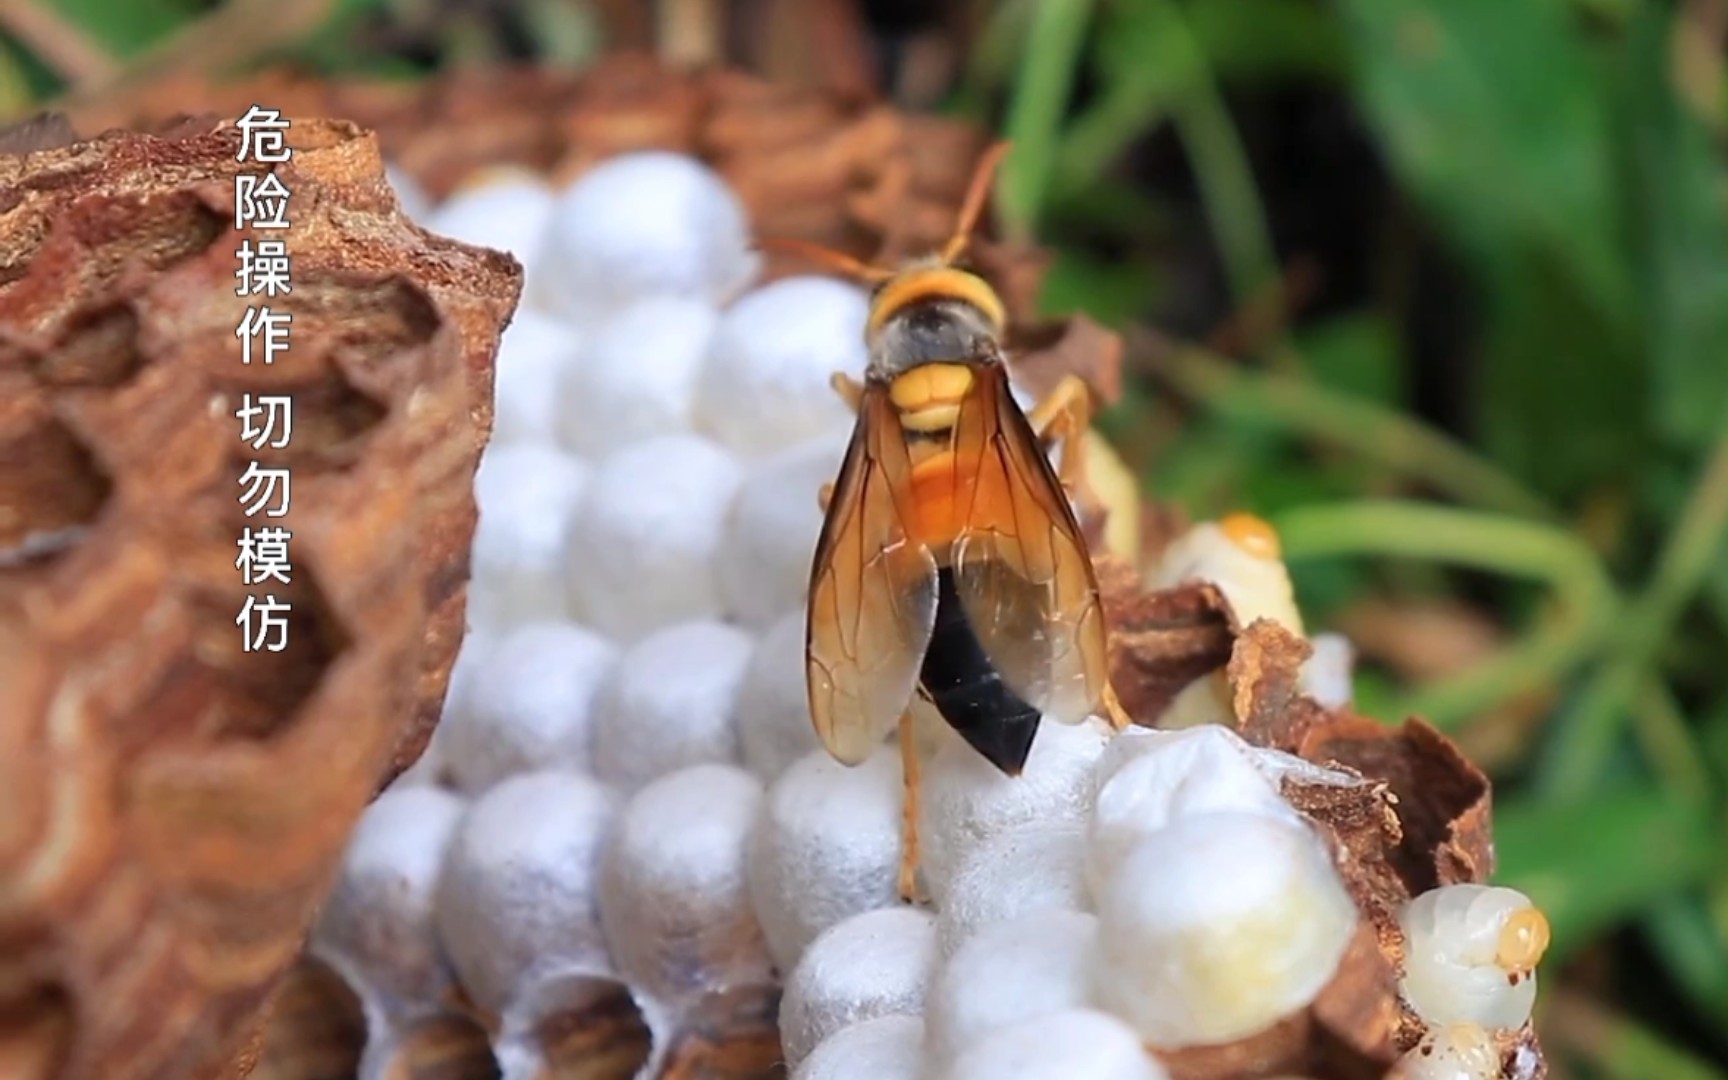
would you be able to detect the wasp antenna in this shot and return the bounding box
[940,140,1012,265]
[756,236,895,284]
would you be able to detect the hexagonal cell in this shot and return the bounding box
[0,404,111,568]
[661,984,784,1077]
[168,563,351,743]
[69,191,226,280]
[536,982,650,1080]
[221,275,445,470]
[392,1013,501,1080]
[218,362,389,473]
[249,960,365,1080]
[283,275,442,380]
[0,979,73,1079]
[31,302,144,388]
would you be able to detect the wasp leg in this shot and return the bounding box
[1100,680,1135,732]
[817,371,860,513]
[830,371,866,413]
[1032,376,1139,734]
[897,710,924,903]
[1027,374,1102,516]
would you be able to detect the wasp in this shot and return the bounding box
[770,142,1133,901]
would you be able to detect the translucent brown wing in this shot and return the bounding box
[946,362,1109,726]
[805,383,939,765]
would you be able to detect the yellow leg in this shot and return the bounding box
[897,711,923,903]
[818,372,864,512]
[1100,680,1134,732]
[1031,378,1137,735]
[1027,374,1101,519]
[830,371,865,413]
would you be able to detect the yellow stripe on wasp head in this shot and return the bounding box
[866,266,1007,339]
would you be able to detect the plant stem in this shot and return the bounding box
[1272,501,1616,729]
[1538,422,1728,798]
[1053,79,1177,197]
[1633,680,1714,804]
[0,0,118,86]
[951,0,1037,119]
[1544,990,1728,1080]
[1136,336,1558,519]
[1158,4,1283,329]
[1640,895,1728,1047]
[998,0,1096,243]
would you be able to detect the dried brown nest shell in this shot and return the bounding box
[0,116,519,1080]
[17,54,1546,1080]
[1097,565,1544,1080]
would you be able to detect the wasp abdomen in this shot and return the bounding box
[918,566,1041,776]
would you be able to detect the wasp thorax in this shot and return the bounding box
[864,263,1007,379]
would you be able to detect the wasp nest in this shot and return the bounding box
[0,114,520,1080]
[96,58,1548,1080]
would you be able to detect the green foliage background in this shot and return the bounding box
[8,0,1727,1075]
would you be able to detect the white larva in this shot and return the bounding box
[925,909,1100,1069]
[1399,884,1547,1031]
[469,442,588,627]
[1389,1022,1503,1080]
[939,1008,1171,1080]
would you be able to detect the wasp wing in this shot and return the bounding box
[947,362,1109,727]
[806,383,939,764]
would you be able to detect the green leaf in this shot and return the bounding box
[1337,0,1630,321]
[1036,249,1165,326]
[1476,248,1649,498]
[1053,2,1192,195]
[1042,181,1176,244]
[46,0,205,58]
[999,0,1098,240]
[1337,0,1653,499]
[1640,896,1728,1041]
[0,35,41,119]
[1494,786,1717,962]
[1187,0,1348,84]
[1092,0,1197,89]
[1293,313,1404,405]
[1618,8,1728,449]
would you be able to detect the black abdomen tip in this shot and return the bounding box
[918,567,1042,775]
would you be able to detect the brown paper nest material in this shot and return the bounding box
[1098,571,1545,1080]
[29,56,1544,1080]
[0,115,521,1080]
